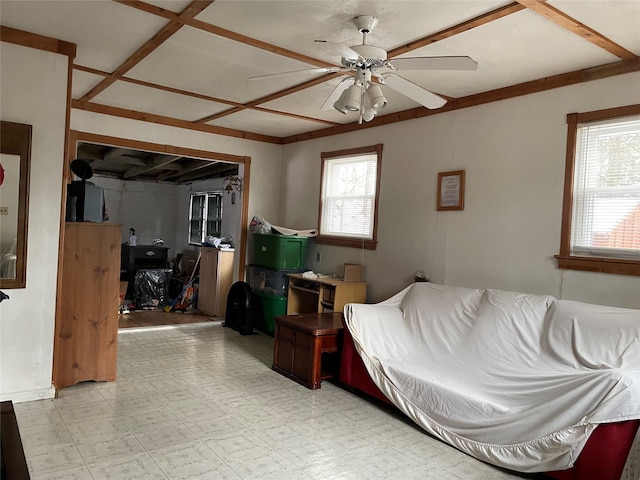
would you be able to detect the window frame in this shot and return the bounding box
[188,191,223,246]
[316,144,383,250]
[555,104,640,276]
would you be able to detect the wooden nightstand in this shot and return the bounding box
[272,312,343,390]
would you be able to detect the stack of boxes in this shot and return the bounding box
[248,234,309,335]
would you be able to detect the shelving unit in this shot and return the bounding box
[286,273,367,315]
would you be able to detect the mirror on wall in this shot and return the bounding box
[0,121,31,288]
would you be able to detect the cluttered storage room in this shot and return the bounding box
[1,1,639,479]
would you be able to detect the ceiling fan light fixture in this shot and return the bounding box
[344,84,362,111]
[333,90,349,114]
[367,84,387,110]
[362,107,377,122]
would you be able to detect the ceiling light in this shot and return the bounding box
[362,107,377,122]
[333,90,348,114]
[367,84,387,110]
[344,84,362,112]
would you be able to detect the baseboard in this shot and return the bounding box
[0,386,56,403]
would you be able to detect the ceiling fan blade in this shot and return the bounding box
[388,56,478,71]
[382,75,447,109]
[320,78,353,110]
[248,67,343,82]
[314,40,362,61]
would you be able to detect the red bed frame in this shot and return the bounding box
[339,321,639,480]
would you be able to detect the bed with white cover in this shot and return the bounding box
[343,283,640,478]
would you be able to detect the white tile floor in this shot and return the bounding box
[15,321,540,480]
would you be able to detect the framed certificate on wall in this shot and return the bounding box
[437,170,465,211]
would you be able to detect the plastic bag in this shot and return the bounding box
[134,268,172,308]
[249,215,272,235]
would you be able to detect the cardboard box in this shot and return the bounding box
[343,263,363,282]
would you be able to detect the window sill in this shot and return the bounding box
[316,235,377,250]
[555,255,640,276]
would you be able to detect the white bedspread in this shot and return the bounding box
[344,283,640,472]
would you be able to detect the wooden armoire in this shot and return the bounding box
[54,223,121,390]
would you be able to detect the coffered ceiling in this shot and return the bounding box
[1,0,639,182]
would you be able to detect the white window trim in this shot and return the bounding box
[189,191,223,246]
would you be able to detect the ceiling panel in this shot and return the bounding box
[92,81,230,122]
[395,9,620,98]
[0,0,168,72]
[551,0,640,54]
[126,26,320,103]
[206,110,330,138]
[145,1,194,14]
[72,70,104,99]
[198,1,509,65]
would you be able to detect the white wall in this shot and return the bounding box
[281,72,640,308]
[91,176,178,256]
[0,43,68,402]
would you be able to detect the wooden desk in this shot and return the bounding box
[286,274,366,315]
[272,313,343,390]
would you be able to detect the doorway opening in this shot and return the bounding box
[64,131,250,329]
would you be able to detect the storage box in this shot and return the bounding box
[253,234,308,270]
[251,290,287,336]
[246,264,303,296]
[343,263,363,282]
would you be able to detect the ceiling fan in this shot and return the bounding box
[248,16,478,123]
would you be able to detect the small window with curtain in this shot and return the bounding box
[317,144,382,249]
[189,191,222,245]
[556,106,640,276]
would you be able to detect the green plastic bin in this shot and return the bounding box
[253,234,308,270]
[251,289,287,336]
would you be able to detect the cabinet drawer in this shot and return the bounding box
[294,332,312,350]
[320,335,338,351]
[278,325,296,342]
[129,247,167,261]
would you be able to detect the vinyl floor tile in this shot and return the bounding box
[30,465,94,480]
[17,321,536,480]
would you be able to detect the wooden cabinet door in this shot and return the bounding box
[197,249,218,315]
[198,249,234,317]
[54,223,121,390]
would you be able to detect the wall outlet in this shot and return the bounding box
[0,206,7,215]
[315,251,321,263]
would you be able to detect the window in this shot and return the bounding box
[556,105,640,276]
[189,192,222,245]
[317,144,382,249]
